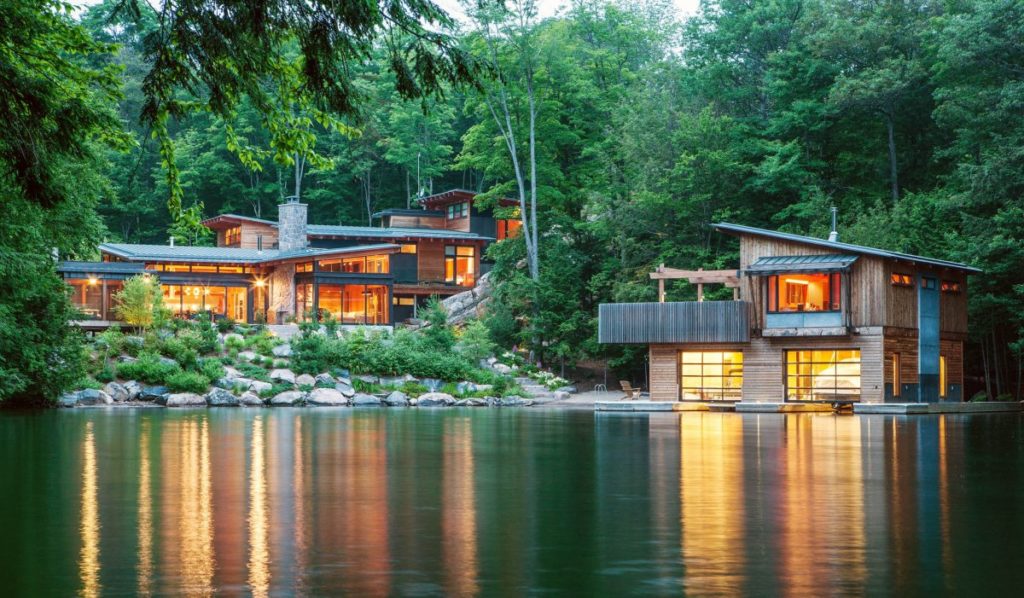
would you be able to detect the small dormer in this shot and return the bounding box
[202,214,279,250]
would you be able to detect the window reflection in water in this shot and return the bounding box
[248,416,270,598]
[79,421,101,598]
[678,413,746,594]
[443,418,478,597]
[137,421,153,596]
[161,417,215,595]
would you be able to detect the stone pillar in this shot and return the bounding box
[277,199,308,252]
[268,263,296,324]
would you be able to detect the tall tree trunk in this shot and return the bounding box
[884,110,899,202]
[982,337,992,399]
[993,331,1003,397]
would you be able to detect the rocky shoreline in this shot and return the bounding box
[59,369,542,409]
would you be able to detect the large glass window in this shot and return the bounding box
[768,272,841,312]
[940,355,947,398]
[224,226,242,247]
[316,284,389,325]
[445,246,476,286]
[497,219,522,240]
[786,350,861,401]
[317,255,389,274]
[296,283,314,319]
[679,351,743,401]
[67,279,104,319]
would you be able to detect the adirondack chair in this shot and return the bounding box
[619,380,642,401]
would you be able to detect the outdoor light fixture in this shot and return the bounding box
[255,279,266,288]
[87,277,98,286]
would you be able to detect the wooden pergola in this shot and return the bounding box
[650,264,740,302]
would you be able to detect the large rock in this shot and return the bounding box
[555,385,577,394]
[139,385,169,402]
[499,396,533,407]
[58,392,80,407]
[553,390,571,401]
[351,393,382,407]
[314,373,336,387]
[270,391,305,406]
[271,344,292,358]
[307,388,349,406]
[421,378,443,392]
[238,350,258,362]
[378,376,406,388]
[223,365,242,378]
[270,369,296,385]
[295,374,316,387]
[355,374,378,385]
[123,380,143,400]
[467,398,487,407]
[440,272,492,325]
[335,379,355,398]
[103,382,130,402]
[206,388,239,407]
[76,387,113,405]
[417,392,455,407]
[165,393,206,407]
[493,363,513,375]
[214,376,237,390]
[248,380,273,394]
[383,391,409,407]
[239,391,264,406]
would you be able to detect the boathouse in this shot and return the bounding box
[598,222,979,404]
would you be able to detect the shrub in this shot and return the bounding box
[116,352,181,385]
[95,327,126,357]
[421,297,455,351]
[236,362,270,381]
[166,371,211,394]
[198,358,225,382]
[160,337,198,370]
[113,275,168,329]
[225,335,245,351]
[400,381,429,396]
[94,366,115,384]
[77,377,104,391]
[260,382,293,399]
[216,318,236,333]
[457,320,495,363]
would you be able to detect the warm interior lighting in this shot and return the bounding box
[87,277,98,286]
[768,272,840,312]
[254,279,265,288]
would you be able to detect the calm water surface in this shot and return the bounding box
[2,408,1024,596]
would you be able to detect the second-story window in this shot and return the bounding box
[445,246,476,286]
[224,226,242,247]
[891,272,913,286]
[767,272,841,313]
[497,219,522,240]
[446,202,469,219]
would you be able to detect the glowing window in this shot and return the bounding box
[785,350,861,402]
[891,273,913,286]
[444,246,476,286]
[892,352,901,397]
[400,244,417,254]
[941,281,961,294]
[678,351,743,401]
[497,219,522,240]
[940,355,947,398]
[190,265,218,273]
[224,226,242,247]
[768,273,840,312]
[296,262,313,273]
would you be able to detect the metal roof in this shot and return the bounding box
[57,261,147,274]
[307,224,492,241]
[371,208,444,219]
[98,243,400,264]
[745,254,859,275]
[200,213,277,226]
[714,223,982,273]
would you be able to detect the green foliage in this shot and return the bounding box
[165,370,210,394]
[197,358,225,383]
[114,275,168,329]
[216,318,236,333]
[235,362,270,382]
[421,297,455,352]
[457,320,496,364]
[116,352,181,385]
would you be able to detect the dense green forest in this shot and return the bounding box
[2,0,1023,402]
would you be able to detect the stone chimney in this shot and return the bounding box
[278,196,308,251]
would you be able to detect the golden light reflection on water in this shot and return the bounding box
[137,421,153,596]
[248,416,270,598]
[293,416,308,595]
[167,417,215,595]
[779,415,866,595]
[678,413,745,594]
[79,421,101,598]
[443,417,479,597]
[340,416,391,597]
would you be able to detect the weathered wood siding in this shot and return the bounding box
[647,333,884,403]
[599,301,750,344]
[238,222,278,249]
[444,215,471,232]
[884,263,967,334]
[417,239,445,282]
[739,236,886,329]
[883,333,964,391]
[388,215,445,229]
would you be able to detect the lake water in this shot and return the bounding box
[2,408,1023,596]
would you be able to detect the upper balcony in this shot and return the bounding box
[598,301,750,344]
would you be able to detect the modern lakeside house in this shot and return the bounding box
[598,220,980,405]
[59,190,520,327]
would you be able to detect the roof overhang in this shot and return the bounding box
[744,254,859,276]
[417,189,518,210]
[714,222,982,274]
[201,214,277,231]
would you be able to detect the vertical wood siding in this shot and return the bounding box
[388,215,445,229]
[417,239,445,282]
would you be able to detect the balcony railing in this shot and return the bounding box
[598,301,750,344]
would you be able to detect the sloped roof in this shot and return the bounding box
[98,243,400,265]
[307,224,492,241]
[714,223,981,273]
[745,254,859,275]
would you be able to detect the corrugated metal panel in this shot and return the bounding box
[598,301,750,344]
[745,253,858,274]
